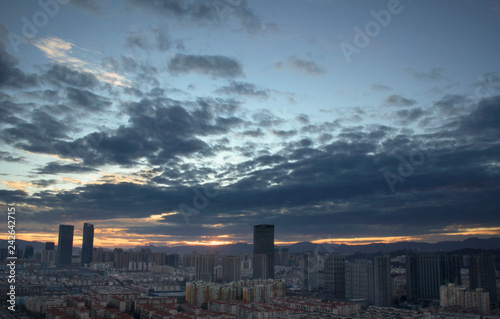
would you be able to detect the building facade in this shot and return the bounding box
[373,255,392,306]
[81,223,94,265]
[302,252,319,292]
[223,255,242,283]
[253,224,274,279]
[324,254,345,300]
[57,224,74,266]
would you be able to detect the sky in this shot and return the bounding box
[0,0,500,249]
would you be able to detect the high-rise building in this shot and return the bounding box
[406,254,462,306]
[41,249,56,267]
[324,254,346,299]
[166,253,180,268]
[23,245,34,259]
[196,254,215,282]
[222,255,241,283]
[303,252,319,291]
[253,224,274,279]
[469,255,498,309]
[345,261,374,304]
[81,223,94,265]
[374,255,392,306]
[45,242,55,251]
[57,225,74,266]
[281,247,289,266]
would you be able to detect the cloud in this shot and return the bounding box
[461,95,500,135]
[395,107,425,123]
[67,0,102,13]
[66,87,112,111]
[241,129,264,137]
[0,151,26,163]
[0,40,38,88]
[295,114,310,124]
[125,0,270,33]
[32,179,58,187]
[33,36,131,87]
[35,162,99,174]
[45,64,99,88]
[383,94,417,107]
[216,81,269,99]
[1,73,499,243]
[125,32,152,50]
[168,54,243,78]
[371,83,391,91]
[272,130,297,138]
[275,57,326,76]
[14,99,245,167]
[154,27,171,52]
[1,109,69,154]
[406,67,447,82]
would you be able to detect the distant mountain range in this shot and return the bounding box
[2,237,500,255]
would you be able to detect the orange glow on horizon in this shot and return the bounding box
[312,235,424,245]
[13,226,500,249]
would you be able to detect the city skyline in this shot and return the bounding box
[0,1,500,248]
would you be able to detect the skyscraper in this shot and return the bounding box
[406,254,462,306]
[57,224,74,266]
[373,255,392,306]
[345,261,374,304]
[253,224,274,279]
[222,255,241,283]
[324,254,346,299]
[45,242,55,251]
[196,254,215,282]
[81,223,94,265]
[303,252,319,291]
[469,255,498,309]
[23,245,34,259]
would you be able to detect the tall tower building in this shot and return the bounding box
[374,255,392,306]
[222,255,241,283]
[324,254,346,299]
[253,224,274,279]
[81,223,94,265]
[57,225,74,267]
[345,261,374,304]
[23,245,34,259]
[196,254,215,282]
[469,255,498,309]
[303,252,319,291]
[406,254,462,306]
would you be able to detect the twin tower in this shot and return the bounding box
[57,223,94,266]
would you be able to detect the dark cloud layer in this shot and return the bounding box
[2,94,499,241]
[125,0,269,33]
[0,42,38,89]
[35,162,99,175]
[275,57,326,76]
[168,54,243,78]
[45,64,99,89]
[384,94,417,107]
[216,81,269,99]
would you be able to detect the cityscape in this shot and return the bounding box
[1,223,499,318]
[1,0,500,318]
